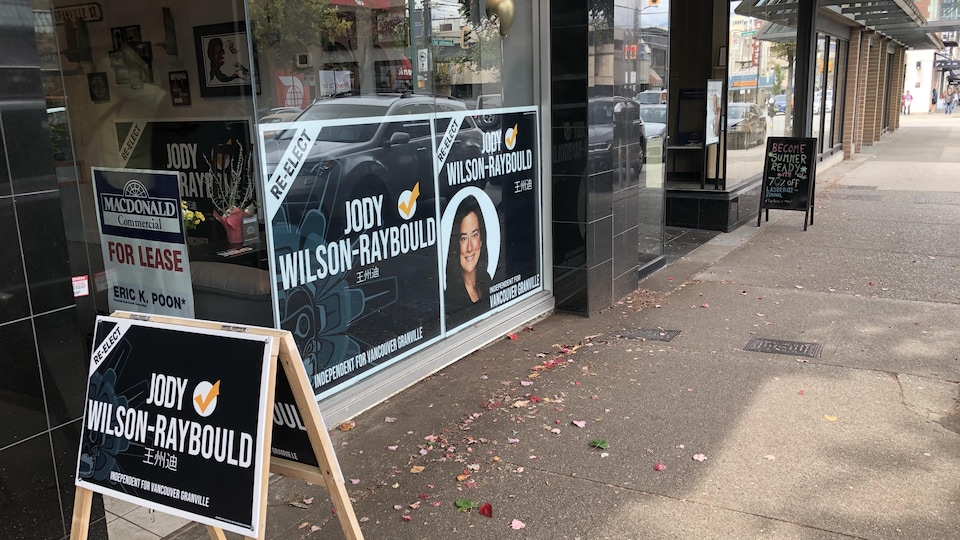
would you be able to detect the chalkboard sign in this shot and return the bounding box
[758,137,817,230]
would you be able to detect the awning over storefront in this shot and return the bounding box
[736,0,943,50]
[648,68,663,86]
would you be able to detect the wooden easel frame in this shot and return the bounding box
[70,312,363,540]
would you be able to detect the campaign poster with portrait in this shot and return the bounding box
[706,79,723,146]
[76,316,273,537]
[260,114,442,398]
[435,107,542,332]
[115,119,253,245]
[92,168,194,317]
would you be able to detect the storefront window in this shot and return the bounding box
[632,1,667,268]
[250,0,544,398]
[726,0,797,190]
[832,40,847,148]
[821,36,837,151]
[811,34,826,146]
[43,0,545,402]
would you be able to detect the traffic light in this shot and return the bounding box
[624,45,629,60]
[461,26,471,49]
[630,44,637,59]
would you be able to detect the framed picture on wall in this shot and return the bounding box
[87,72,110,103]
[169,70,192,106]
[193,21,253,98]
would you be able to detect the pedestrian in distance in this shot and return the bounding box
[902,90,913,115]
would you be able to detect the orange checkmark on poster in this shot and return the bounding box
[194,380,220,414]
[505,124,519,150]
[398,182,420,219]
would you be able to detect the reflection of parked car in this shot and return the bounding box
[266,94,483,228]
[771,95,787,115]
[589,96,646,172]
[259,108,302,137]
[635,89,666,105]
[727,102,766,149]
[638,104,667,140]
[475,94,502,129]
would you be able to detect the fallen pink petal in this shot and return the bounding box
[692,454,707,462]
[510,519,526,530]
[653,463,666,471]
[572,420,587,428]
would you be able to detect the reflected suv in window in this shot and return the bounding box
[264,93,483,231]
[588,96,646,172]
[727,102,766,149]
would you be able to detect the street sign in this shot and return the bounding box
[418,50,428,71]
[412,10,423,39]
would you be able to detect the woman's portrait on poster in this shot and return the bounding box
[442,189,500,330]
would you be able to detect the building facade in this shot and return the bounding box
[0,0,945,537]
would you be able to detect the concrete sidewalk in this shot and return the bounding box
[168,113,960,540]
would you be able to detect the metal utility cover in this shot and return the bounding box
[621,329,681,342]
[744,338,822,358]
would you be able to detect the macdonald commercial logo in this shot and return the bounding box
[101,180,179,217]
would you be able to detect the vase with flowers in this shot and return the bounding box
[206,143,256,245]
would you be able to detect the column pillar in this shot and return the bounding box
[550,0,642,315]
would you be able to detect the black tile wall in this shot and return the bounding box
[51,420,108,538]
[586,260,614,314]
[587,216,613,267]
[0,432,63,540]
[37,308,88,426]
[0,318,47,447]
[587,170,613,222]
[2,104,59,194]
[0,3,98,537]
[17,191,75,313]
[0,196,29,322]
[0,126,9,197]
[613,226,639,278]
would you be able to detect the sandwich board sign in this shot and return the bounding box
[71,312,363,540]
[757,136,817,230]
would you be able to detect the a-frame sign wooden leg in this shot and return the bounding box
[69,486,93,540]
[205,524,228,540]
[271,334,364,539]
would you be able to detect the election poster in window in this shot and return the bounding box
[92,168,194,317]
[435,107,543,332]
[76,316,273,537]
[115,119,253,246]
[260,114,442,398]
